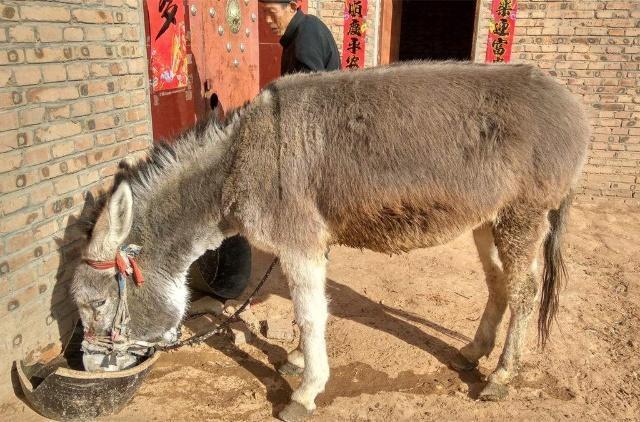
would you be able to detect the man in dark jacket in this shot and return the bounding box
[261,0,340,74]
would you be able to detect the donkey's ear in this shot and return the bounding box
[107,181,133,244]
[88,182,133,259]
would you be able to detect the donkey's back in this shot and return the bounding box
[228,61,589,254]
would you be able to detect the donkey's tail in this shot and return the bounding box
[538,194,572,348]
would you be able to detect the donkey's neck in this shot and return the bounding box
[128,118,239,276]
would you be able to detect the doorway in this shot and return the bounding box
[379,0,479,64]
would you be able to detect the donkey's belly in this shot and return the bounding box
[329,204,486,254]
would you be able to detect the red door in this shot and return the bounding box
[202,0,261,117]
[145,0,306,141]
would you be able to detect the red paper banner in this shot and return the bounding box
[342,0,368,70]
[485,0,518,63]
[148,0,188,92]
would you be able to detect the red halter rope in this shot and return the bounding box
[85,246,145,286]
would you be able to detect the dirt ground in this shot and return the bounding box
[7,202,640,421]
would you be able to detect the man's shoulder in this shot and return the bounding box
[300,13,331,34]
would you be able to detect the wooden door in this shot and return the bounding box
[203,0,261,117]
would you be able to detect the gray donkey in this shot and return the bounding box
[71,61,589,421]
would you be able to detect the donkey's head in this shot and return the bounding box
[71,178,205,345]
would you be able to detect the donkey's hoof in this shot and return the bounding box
[450,353,478,372]
[278,401,313,422]
[479,382,509,401]
[278,361,304,376]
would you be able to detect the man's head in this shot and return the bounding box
[260,0,299,36]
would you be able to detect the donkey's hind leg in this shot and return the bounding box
[479,206,548,401]
[452,223,508,371]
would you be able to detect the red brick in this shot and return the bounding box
[0,91,22,109]
[0,48,25,65]
[89,63,111,78]
[88,114,120,131]
[87,145,126,166]
[123,10,139,24]
[113,94,131,109]
[104,27,123,41]
[35,121,82,143]
[0,193,28,214]
[9,26,36,43]
[122,26,139,42]
[27,86,78,103]
[51,140,75,158]
[25,47,73,63]
[19,107,45,126]
[33,220,58,241]
[130,90,147,106]
[109,62,127,76]
[99,162,119,178]
[53,175,79,195]
[63,27,83,42]
[96,132,116,145]
[93,96,115,113]
[127,137,149,152]
[0,110,19,131]
[0,151,22,173]
[38,25,64,42]
[84,27,105,41]
[72,9,113,24]
[126,106,146,122]
[2,250,33,281]
[23,145,51,166]
[73,134,94,151]
[79,170,100,186]
[0,68,12,87]
[70,100,91,117]
[66,63,89,81]
[21,5,70,22]
[6,230,33,254]
[47,104,71,120]
[42,64,67,83]
[14,67,41,86]
[29,183,55,204]
[0,209,42,235]
[81,80,116,97]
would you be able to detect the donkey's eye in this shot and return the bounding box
[91,299,106,308]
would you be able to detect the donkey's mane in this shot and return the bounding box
[77,103,249,240]
[115,103,249,199]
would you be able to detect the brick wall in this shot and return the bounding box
[0,0,151,401]
[473,0,640,204]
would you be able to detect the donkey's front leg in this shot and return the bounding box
[278,253,329,422]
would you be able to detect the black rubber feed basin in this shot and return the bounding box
[17,323,159,421]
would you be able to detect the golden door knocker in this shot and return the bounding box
[226,0,242,34]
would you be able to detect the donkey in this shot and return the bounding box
[71,61,589,421]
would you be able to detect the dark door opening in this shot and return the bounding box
[398,0,477,61]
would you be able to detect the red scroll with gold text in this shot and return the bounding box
[342,0,368,69]
[485,0,518,63]
[148,0,188,92]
